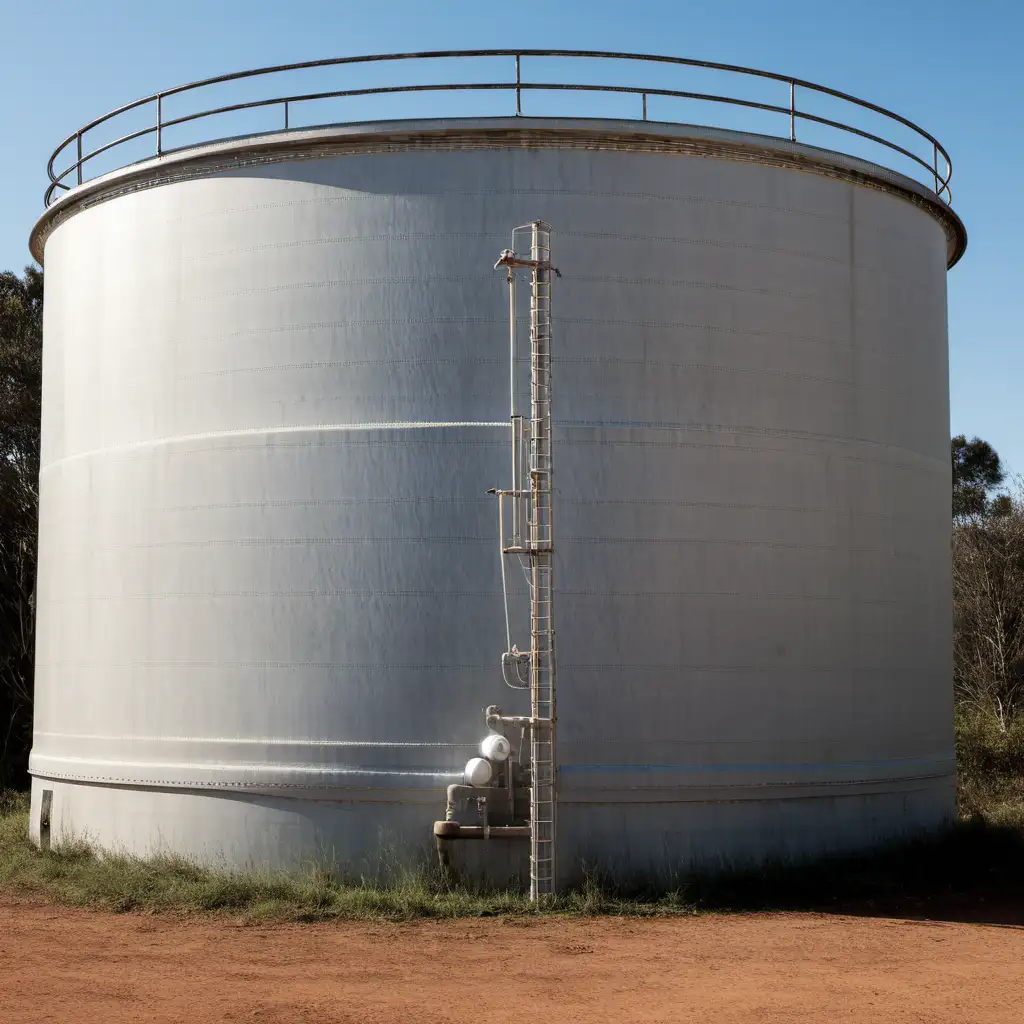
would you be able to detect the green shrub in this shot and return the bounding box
[956,705,1024,825]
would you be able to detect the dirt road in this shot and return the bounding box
[1,896,1022,1023]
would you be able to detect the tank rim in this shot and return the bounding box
[29,116,967,268]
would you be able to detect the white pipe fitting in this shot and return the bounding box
[464,757,493,787]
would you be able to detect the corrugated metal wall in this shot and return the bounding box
[29,126,955,880]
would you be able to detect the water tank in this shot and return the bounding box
[28,53,966,882]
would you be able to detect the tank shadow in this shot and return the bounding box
[675,820,1024,927]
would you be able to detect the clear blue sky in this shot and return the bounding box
[1,0,1020,473]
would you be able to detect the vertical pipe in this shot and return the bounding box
[509,270,517,420]
[511,416,519,544]
[789,81,796,141]
[498,497,511,652]
[76,132,82,186]
[508,269,518,542]
[515,54,522,115]
[156,94,163,156]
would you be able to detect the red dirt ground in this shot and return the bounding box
[2,895,1023,1023]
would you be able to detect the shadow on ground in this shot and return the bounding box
[677,820,1024,927]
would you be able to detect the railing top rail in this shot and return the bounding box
[43,49,954,207]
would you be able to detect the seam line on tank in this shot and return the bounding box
[559,498,942,520]
[175,315,854,353]
[35,496,493,517]
[180,356,503,379]
[46,536,495,552]
[35,664,499,672]
[563,424,947,464]
[25,770,456,786]
[186,274,816,303]
[29,765,463,781]
[40,536,928,557]
[29,753,955,773]
[39,421,508,471]
[189,230,848,264]
[26,769,955,791]
[181,316,501,340]
[555,355,919,391]
[39,540,933,572]
[560,318,938,361]
[165,496,493,507]
[134,188,857,229]
[40,589,937,605]
[33,734,472,747]
[29,754,956,771]
[38,496,943,523]
[560,756,954,773]
[167,317,943,364]
[33,499,951,532]
[185,228,917,274]
[40,427,947,473]
[175,357,918,398]
[178,226,936,287]
[556,432,946,470]
[32,662,946,677]
[32,731,951,746]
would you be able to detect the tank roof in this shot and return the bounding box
[34,50,964,267]
[30,115,967,268]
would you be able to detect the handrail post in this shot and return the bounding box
[933,142,939,196]
[515,53,521,115]
[789,81,796,141]
[642,92,647,120]
[76,132,83,186]
[156,94,163,156]
[284,100,290,130]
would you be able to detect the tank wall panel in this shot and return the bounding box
[32,139,955,876]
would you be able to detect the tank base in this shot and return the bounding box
[29,774,955,888]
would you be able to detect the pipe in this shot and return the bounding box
[444,783,477,819]
[446,782,528,819]
[489,714,540,728]
[434,822,531,840]
[433,822,531,882]
[508,268,517,420]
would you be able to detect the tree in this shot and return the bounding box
[952,434,1008,521]
[953,482,1024,731]
[0,266,42,788]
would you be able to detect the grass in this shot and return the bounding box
[0,792,692,921]
[2,706,1023,922]
[956,707,1024,827]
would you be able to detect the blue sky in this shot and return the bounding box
[1,0,1020,473]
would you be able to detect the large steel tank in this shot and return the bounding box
[28,54,966,882]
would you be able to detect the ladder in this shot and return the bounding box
[494,222,558,900]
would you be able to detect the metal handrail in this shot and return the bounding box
[43,50,953,207]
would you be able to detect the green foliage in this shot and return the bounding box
[952,434,1008,521]
[0,267,42,789]
[0,789,28,817]
[956,706,1024,826]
